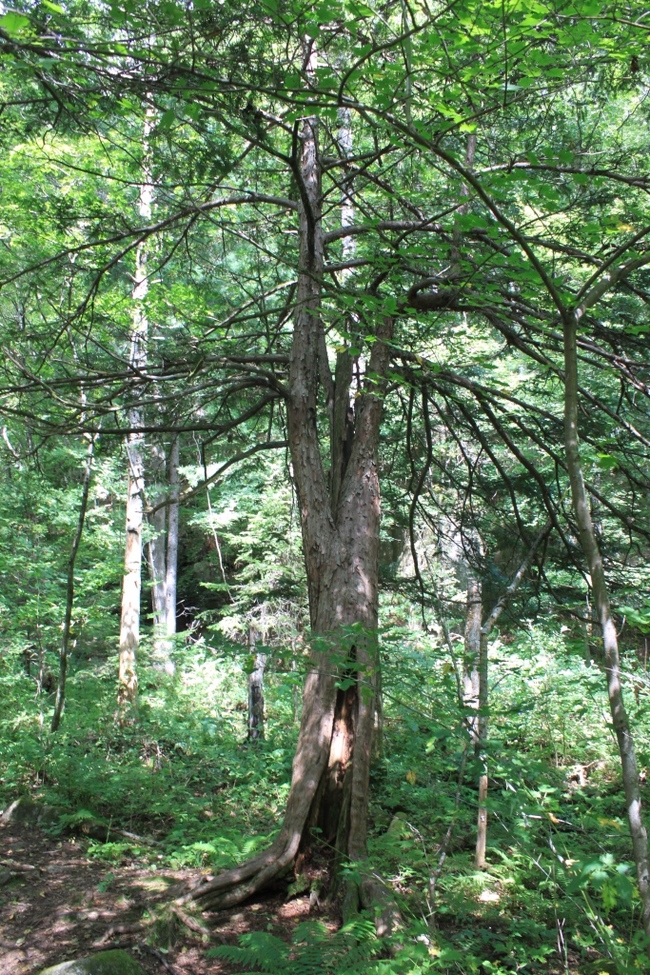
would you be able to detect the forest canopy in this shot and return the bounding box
[0,0,650,972]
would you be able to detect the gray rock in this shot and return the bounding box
[38,949,146,975]
[1,797,59,828]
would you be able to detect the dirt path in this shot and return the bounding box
[0,819,327,975]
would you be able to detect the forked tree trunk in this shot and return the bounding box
[563,312,650,943]
[180,109,393,919]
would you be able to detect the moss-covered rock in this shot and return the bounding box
[38,949,146,975]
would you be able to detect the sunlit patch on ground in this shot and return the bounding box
[477,888,500,903]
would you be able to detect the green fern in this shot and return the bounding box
[208,918,380,975]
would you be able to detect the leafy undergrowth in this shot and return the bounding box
[1,629,650,974]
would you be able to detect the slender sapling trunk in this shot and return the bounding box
[563,311,650,942]
[51,435,95,733]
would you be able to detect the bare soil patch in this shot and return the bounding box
[0,819,333,975]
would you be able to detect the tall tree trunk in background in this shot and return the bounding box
[474,628,489,869]
[182,96,393,921]
[165,434,180,643]
[118,109,154,713]
[148,441,168,662]
[117,370,145,712]
[468,524,551,868]
[462,573,487,867]
[463,573,482,748]
[51,435,95,733]
[563,312,650,943]
[148,434,180,674]
[248,624,266,742]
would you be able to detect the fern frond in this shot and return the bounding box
[208,914,381,975]
[208,930,289,972]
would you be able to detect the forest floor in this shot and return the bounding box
[0,817,332,975]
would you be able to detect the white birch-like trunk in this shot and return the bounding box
[164,434,180,643]
[118,108,154,712]
[148,434,179,674]
[148,442,168,662]
[463,573,482,747]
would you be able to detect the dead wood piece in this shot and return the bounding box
[0,858,37,872]
[110,828,161,847]
[44,859,95,871]
[94,922,146,946]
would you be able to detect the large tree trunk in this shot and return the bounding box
[180,108,392,917]
[563,312,650,942]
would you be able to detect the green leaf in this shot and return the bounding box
[0,11,31,35]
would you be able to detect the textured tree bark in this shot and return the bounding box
[180,106,392,918]
[563,312,650,943]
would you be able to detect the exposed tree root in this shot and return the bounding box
[168,906,212,939]
[176,836,300,912]
[178,834,402,942]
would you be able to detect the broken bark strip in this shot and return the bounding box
[0,859,37,872]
